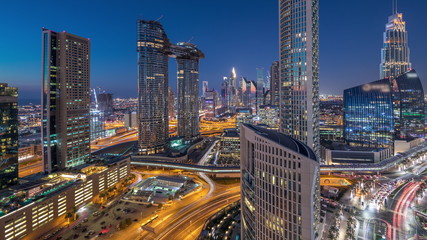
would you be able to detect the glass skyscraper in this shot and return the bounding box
[344,79,395,150]
[42,29,91,173]
[393,70,425,139]
[0,83,18,189]
[279,0,320,156]
[380,11,411,79]
[269,61,280,106]
[173,42,204,141]
[137,20,170,155]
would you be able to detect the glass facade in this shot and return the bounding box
[344,79,394,150]
[392,70,425,139]
[0,83,18,189]
[173,42,204,141]
[137,20,170,154]
[279,0,320,156]
[380,13,411,79]
[42,29,91,172]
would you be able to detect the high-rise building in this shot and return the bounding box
[137,20,170,155]
[393,70,425,139]
[168,87,176,119]
[236,108,253,131]
[97,93,113,117]
[172,42,204,141]
[242,78,256,112]
[380,8,411,79]
[202,81,209,97]
[203,89,217,119]
[0,83,18,189]
[42,29,91,173]
[270,61,280,105]
[240,124,320,240]
[256,67,264,113]
[279,0,320,156]
[344,78,395,150]
[258,105,279,129]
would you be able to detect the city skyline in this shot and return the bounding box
[2,0,427,103]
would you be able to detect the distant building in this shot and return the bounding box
[240,124,320,240]
[0,83,18,189]
[90,110,105,140]
[202,81,208,97]
[124,112,138,129]
[203,89,217,119]
[98,93,113,117]
[168,88,175,119]
[42,29,91,172]
[219,128,240,165]
[242,78,256,112]
[380,11,411,79]
[257,105,279,129]
[236,108,253,132]
[270,61,280,105]
[256,67,264,114]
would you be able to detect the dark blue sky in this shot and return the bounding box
[1,0,426,103]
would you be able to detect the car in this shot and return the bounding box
[104,213,109,216]
[116,208,121,211]
[81,227,87,233]
[116,216,121,220]
[100,221,105,225]
[83,218,88,223]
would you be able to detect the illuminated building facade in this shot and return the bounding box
[270,61,280,105]
[137,20,170,155]
[0,83,18,189]
[380,11,411,79]
[172,42,204,141]
[256,67,264,114]
[0,158,130,240]
[42,29,91,173]
[258,105,279,129]
[168,88,175,119]
[240,124,320,240]
[393,70,425,139]
[203,89,217,119]
[279,0,320,156]
[344,79,395,150]
[236,108,253,132]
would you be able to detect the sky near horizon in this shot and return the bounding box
[1,0,427,103]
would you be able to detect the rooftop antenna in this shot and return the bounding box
[156,15,164,22]
[187,36,194,43]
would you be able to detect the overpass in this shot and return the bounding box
[130,141,427,174]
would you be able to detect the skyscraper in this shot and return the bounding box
[137,20,170,155]
[168,87,176,119]
[279,0,320,156]
[380,7,411,79]
[270,61,280,105]
[0,83,18,189]
[172,42,204,141]
[256,67,264,114]
[202,81,208,98]
[240,124,320,240]
[42,29,91,173]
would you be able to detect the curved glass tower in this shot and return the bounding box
[380,12,411,79]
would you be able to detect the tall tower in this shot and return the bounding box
[0,83,18,188]
[172,42,204,141]
[42,29,91,173]
[279,0,320,156]
[380,1,411,79]
[255,67,264,114]
[137,20,170,155]
[270,61,280,105]
[240,124,320,240]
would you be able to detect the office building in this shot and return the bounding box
[236,108,253,131]
[279,0,320,156]
[168,88,176,119]
[380,10,411,79]
[240,124,320,240]
[97,93,113,117]
[203,89,217,119]
[242,78,256,112]
[42,29,91,173]
[344,78,394,150]
[137,20,170,155]
[218,128,240,166]
[258,105,279,129]
[270,61,280,105]
[202,81,209,97]
[172,42,204,141]
[124,112,138,129]
[0,83,18,189]
[393,69,425,139]
[256,67,264,113]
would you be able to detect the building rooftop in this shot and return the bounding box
[244,124,318,162]
[222,128,239,138]
[156,176,187,184]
